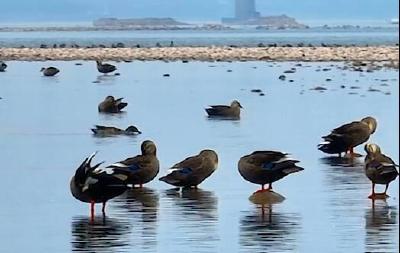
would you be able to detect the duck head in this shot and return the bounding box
[361,116,377,134]
[231,100,243,109]
[125,125,141,134]
[141,140,157,155]
[364,143,381,156]
[199,149,219,164]
[40,67,46,72]
[104,95,115,102]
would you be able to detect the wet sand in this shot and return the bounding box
[0,46,398,62]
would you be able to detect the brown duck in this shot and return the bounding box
[205,100,243,118]
[238,151,304,193]
[98,96,128,113]
[364,143,398,199]
[91,125,141,136]
[107,140,160,188]
[318,116,377,156]
[159,150,218,188]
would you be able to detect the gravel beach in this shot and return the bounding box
[0,46,398,62]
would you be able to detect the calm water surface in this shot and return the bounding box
[0,60,398,252]
[0,28,398,47]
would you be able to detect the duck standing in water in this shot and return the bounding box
[70,152,129,219]
[40,67,60,76]
[0,61,7,72]
[159,150,218,188]
[98,96,128,113]
[91,125,141,136]
[238,151,304,193]
[96,60,116,75]
[364,143,398,199]
[107,140,160,188]
[318,116,377,157]
[205,100,243,119]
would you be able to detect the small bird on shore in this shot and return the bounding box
[106,140,160,188]
[40,67,60,76]
[91,125,141,136]
[318,116,377,157]
[205,100,243,119]
[96,60,116,74]
[98,96,127,113]
[70,152,129,219]
[238,151,304,193]
[0,61,7,72]
[364,143,398,199]
[159,150,218,188]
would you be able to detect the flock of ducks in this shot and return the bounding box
[1,60,397,218]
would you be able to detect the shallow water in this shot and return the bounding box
[0,28,398,47]
[0,60,398,252]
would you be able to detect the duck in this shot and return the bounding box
[159,150,218,188]
[106,140,160,188]
[0,61,7,72]
[238,151,304,193]
[98,96,127,113]
[364,143,398,199]
[40,67,60,76]
[91,125,141,136]
[96,60,116,74]
[205,100,243,118]
[70,152,129,218]
[318,116,377,157]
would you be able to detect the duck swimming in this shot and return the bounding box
[238,151,304,193]
[91,125,141,136]
[0,61,7,72]
[98,96,128,113]
[40,67,60,76]
[96,61,116,75]
[318,116,377,157]
[159,149,218,188]
[205,100,243,119]
[364,143,398,199]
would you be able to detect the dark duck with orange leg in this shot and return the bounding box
[159,150,218,188]
[318,116,377,157]
[70,152,129,218]
[238,151,304,193]
[106,140,160,188]
[364,143,398,199]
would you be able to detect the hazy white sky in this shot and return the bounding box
[0,0,398,22]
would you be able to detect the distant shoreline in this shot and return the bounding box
[0,47,398,63]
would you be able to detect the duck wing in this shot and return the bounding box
[159,155,204,185]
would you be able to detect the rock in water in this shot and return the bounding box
[249,191,285,205]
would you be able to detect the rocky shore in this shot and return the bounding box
[0,46,398,62]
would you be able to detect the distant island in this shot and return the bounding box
[93,17,189,27]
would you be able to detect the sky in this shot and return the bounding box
[0,0,398,23]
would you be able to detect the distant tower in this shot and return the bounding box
[235,0,260,20]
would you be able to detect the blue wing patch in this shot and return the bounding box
[179,168,193,174]
[126,163,141,171]
[262,162,275,170]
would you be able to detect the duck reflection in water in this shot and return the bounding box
[164,188,218,219]
[240,200,301,253]
[71,216,131,252]
[113,187,159,221]
[365,200,398,253]
[319,156,364,168]
[112,188,159,252]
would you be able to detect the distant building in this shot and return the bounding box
[234,0,260,20]
[222,0,306,28]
